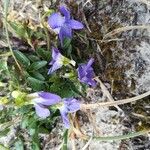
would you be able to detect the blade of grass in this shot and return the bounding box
[41,10,53,50]
[92,129,150,141]
[95,77,122,112]
[0,52,11,57]
[0,144,9,150]
[61,129,68,150]
[81,89,150,109]
[3,0,10,18]
[3,0,22,72]
[103,25,150,39]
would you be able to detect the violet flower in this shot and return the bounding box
[59,98,80,128]
[30,92,80,128]
[77,58,97,87]
[48,5,84,44]
[30,92,61,118]
[48,47,75,74]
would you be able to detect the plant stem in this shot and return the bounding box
[41,13,50,50]
[0,52,11,57]
[61,129,68,150]
[3,0,22,72]
[92,129,150,141]
[81,90,150,109]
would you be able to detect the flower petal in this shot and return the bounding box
[59,24,72,45]
[32,92,61,105]
[53,27,61,34]
[60,106,70,128]
[77,58,96,86]
[86,58,94,69]
[59,6,70,20]
[69,19,84,29]
[48,61,63,74]
[51,47,60,60]
[64,98,80,112]
[48,13,65,29]
[81,77,97,87]
[48,48,64,74]
[39,92,61,103]
[34,104,50,119]
[77,65,86,79]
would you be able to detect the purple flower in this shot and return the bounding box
[30,92,80,128]
[48,47,64,74]
[48,5,84,44]
[59,98,80,128]
[31,92,61,118]
[48,47,75,74]
[77,58,97,87]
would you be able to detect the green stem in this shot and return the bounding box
[3,0,22,72]
[62,129,68,150]
[92,129,150,141]
[0,52,11,57]
[41,14,50,50]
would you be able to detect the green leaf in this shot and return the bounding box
[63,38,71,49]
[61,129,68,150]
[38,127,49,134]
[49,79,78,98]
[21,117,29,129]
[8,22,29,40]
[0,58,8,71]
[30,72,45,81]
[29,61,47,71]
[27,77,45,91]
[28,55,40,62]
[15,105,32,115]
[0,128,10,137]
[0,144,9,150]
[67,45,72,56]
[36,48,51,61]
[14,138,24,150]
[31,142,40,150]
[31,126,40,150]
[29,128,36,136]
[3,0,10,17]
[13,50,30,67]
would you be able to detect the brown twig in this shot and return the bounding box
[81,90,150,109]
[95,77,123,112]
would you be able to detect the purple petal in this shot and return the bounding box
[69,19,84,29]
[60,107,70,128]
[59,24,72,45]
[86,68,95,78]
[86,58,94,68]
[77,65,86,79]
[33,92,61,105]
[77,58,96,87]
[81,77,97,87]
[48,61,63,74]
[59,6,70,20]
[64,98,80,112]
[34,104,50,119]
[48,48,63,74]
[48,13,65,29]
[52,47,60,60]
[53,27,61,34]
[89,79,97,87]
